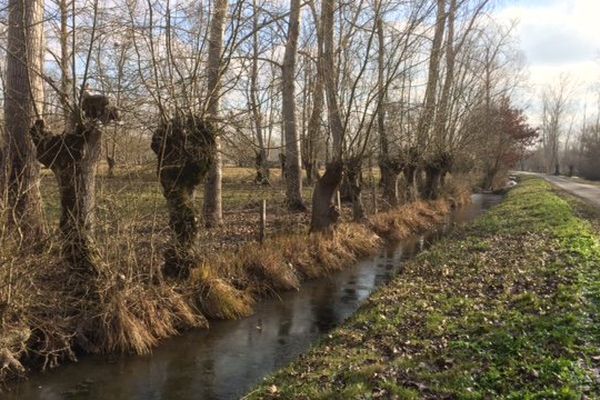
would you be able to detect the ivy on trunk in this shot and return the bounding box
[151,115,215,279]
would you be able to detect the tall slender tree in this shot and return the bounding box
[250,0,270,185]
[376,2,401,206]
[203,0,228,227]
[282,0,306,211]
[2,0,46,237]
[310,0,344,232]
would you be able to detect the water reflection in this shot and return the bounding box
[7,194,502,400]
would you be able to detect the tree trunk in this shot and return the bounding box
[310,0,345,233]
[432,0,456,151]
[403,164,418,202]
[379,161,401,207]
[251,0,270,186]
[415,0,446,150]
[304,160,319,185]
[423,166,442,200]
[151,116,216,279]
[440,170,448,187]
[31,120,101,275]
[482,169,495,190]
[202,0,227,227]
[346,159,365,221]
[106,156,115,178]
[282,0,306,211]
[30,91,119,275]
[310,161,342,233]
[423,151,452,200]
[254,151,270,185]
[375,6,400,207]
[3,0,46,237]
[104,138,116,178]
[59,0,71,124]
[305,0,324,187]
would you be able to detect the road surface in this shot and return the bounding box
[537,174,600,209]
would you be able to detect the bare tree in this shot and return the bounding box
[302,0,324,185]
[282,0,306,211]
[250,0,270,185]
[407,0,446,201]
[2,0,46,238]
[310,0,344,233]
[58,0,71,124]
[541,76,571,175]
[376,1,400,206]
[203,0,228,227]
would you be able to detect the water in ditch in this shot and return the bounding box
[7,194,503,400]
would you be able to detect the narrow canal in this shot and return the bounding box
[7,194,503,400]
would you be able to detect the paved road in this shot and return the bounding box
[538,174,600,208]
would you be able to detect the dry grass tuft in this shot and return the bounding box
[370,199,453,242]
[191,265,255,319]
[277,235,319,278]
[85,283,205,355]
[237,244,301,293]
[335,223,382,259]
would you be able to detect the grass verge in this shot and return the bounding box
[244,177,600,399]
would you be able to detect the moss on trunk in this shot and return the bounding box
[151,115,216,279]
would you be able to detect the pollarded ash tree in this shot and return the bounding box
[133,0,240,277]
[248,0,271,186]
[151,115,216,279]
[30,94,119,276]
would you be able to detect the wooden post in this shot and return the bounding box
[372,181,378,214]
[259,199,266,244]
[367,156,377,215]
[336,190,342,212]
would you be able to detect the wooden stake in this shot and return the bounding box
[372,182,378,214]
[259,199,266,244]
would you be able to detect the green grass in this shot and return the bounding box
[39,166,315,225]
[244,178,600,399]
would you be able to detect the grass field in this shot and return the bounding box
[245,177,600,399]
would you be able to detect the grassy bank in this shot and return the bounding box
[245,178,600,399]
[0,169,471,385]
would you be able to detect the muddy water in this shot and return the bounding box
[7,194,502,400]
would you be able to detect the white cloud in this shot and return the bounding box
[495,0,600,123]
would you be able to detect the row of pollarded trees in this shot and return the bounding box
[0,0,535,281]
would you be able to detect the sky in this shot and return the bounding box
[495,0,600,124]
